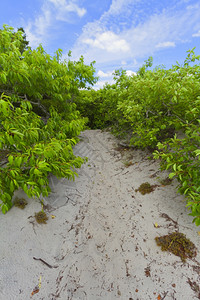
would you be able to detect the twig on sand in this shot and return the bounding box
[33,257,58,269]
[161,291,168,299]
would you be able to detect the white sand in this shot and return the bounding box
[0,129,200,300]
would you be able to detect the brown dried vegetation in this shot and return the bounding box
[13,197,28,209]
[35,211,48,224]
[136,182,156,195]
[155,232,197,262]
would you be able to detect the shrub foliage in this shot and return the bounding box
[74,48,200,225]
[1,24,200,226]
[0,25,97,213]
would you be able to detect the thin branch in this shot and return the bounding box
[0,90,50,118]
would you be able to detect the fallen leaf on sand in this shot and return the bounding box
[31,286,39,296]
[31,276,41,297]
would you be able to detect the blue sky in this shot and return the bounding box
[1,0,200,88]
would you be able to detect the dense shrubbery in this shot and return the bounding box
[74,49,200,225]
[1,23,200,226]
[0,25,97,213]
[75,51,200,147]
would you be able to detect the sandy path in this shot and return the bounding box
[0,129,200,299]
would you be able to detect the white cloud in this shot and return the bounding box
[192,30,200,37]
[93,79,115,90]
[93,78,115,90]
[121,60,127,65]
[126,70,136,76]
[71,0,200,67]
[25,4,52,47]
[94,68,136,90]
[108,0,134,15]
[24,0,86,48]
[35,7,52,36]
[94,69,115,89]
[25,24,42,48]
[156,41,176,48]
[48,0,86,20]
[22,0,200,75]
[97,70,114,78]
[83,31,130,53]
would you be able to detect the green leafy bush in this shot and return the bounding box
[74,48,200,225]
[0,95,86,213]
[0,24,97,213]
[154,123,200,226]
[2,23,200,225]
[74,84,124,130]
[0,25,97,117]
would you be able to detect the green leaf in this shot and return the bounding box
[169,172,176,179]
[182,180,188,188]
[1,204,9,214]
[33,168,42,176]
[8,155,13,165]
[194,150,200,156]
[194,217,200,226]
[10,181,15,192]
[15,156,23,167]
[173,163,177,172]
[23,183,28,193]
[0,72,7,84]
[27,181,36,185]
